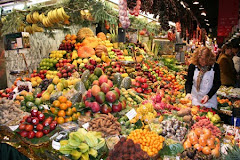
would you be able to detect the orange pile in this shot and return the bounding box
[128,129,164,157]
[50,96,79,124]
[183,128,220,157]
[217,97,232,106]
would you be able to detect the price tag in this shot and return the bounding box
[52,140,61,150]
[126,109,137,120]
[9,125,19,131]
[43,105,49,110]
[82,123,89,130]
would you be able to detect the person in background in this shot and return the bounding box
[185,47,221,109]
[232,44,240,87]
[216,48,222,61]
[217,44,236,86]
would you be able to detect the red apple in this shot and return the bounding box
[91,102,100,113]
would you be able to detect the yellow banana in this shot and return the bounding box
[39,13,45,22]
[32,12,40,22]
[30,14,36,23]
[26,14,33,23]
[52,9,59,23]
[57,8,65,21]
[60,7,70,20]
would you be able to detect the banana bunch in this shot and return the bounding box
[25,25,33,34]
[32,24,44,32]
[43,7,70,27]
[17,26,25,32]
[26,12,41,24]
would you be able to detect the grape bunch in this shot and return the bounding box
[18,85,29,92]
[38,79,52,91]
[8,92,15,100]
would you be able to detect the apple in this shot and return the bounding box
[31,109,38,117]
[91,102,100,113]
[85,101,92,108]
[112,101,122,112]
[31,117,39,125]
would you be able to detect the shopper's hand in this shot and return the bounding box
[185,93,192,100]
[201,95,209,104]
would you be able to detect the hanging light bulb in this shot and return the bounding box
[193,1,199,4]
[201,11,206,16]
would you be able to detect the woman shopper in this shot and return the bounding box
[185,47,221,109]
[217,44,236,86]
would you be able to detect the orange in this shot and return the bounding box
[60,103,68,110]
[53,100,60,107]
[199,136,207,147]
[72,107,77,113]
[183,139,192,149]
[207,139,215,149]
[202,146,211,155]
[189,132,198,145]
[50,107,58,115]
[65,117,73,123]
[66,100,72,108]
[57,117,65,124]
[72,113,78,121]
[58,110,66,117]
[58,96,67,103]
[194,144,203,152]
[194,128,202,137]
[66,108,73,116]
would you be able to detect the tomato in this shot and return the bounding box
[36,124,44,131]
[19,124,26,130]
[31,109,38,117]
[20,131,28,138]
[43,129,50,135]
[50,122,57,131]
[38,113,45,121]
[36,131,44,138]
[42,117,53,127]
[28,131,35,139]
[25,124,33,131]
[31,117,39,125]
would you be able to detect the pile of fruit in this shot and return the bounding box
[39,58,58,70]
[183,128,220,157]
[107,137,150,160]
[128,129,165,156]
[50,96,79,124]
[132,76,151,94]
[191,119,222,138]
[17,110,57,139]
[59,128,105,159]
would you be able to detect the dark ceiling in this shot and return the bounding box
[183,0,219,36]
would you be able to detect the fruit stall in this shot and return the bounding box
[1,0,240,160]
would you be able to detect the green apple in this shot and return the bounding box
[207,112,214,119]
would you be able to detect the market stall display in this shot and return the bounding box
[0,0,240,159]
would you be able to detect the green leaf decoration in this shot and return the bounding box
[158,143,184,158]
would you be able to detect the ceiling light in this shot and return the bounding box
[193,1,199,5]
[204,19,208,22]
[201,11,206,16]
[199,5,204,10]
[206,23,210,26]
